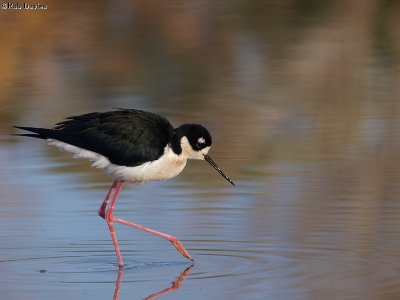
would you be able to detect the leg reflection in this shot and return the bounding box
[112,264,193,300]
[113,269,123,300]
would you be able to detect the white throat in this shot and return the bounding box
[180,136,210,160]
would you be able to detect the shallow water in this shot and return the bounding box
[2,1,400,299]
[2,135,400,299]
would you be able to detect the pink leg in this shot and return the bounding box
[113,217,193,261]
[105,180,125,269]
[98,180,118,219]
[101,180,193,269]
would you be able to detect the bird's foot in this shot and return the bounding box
[170,239,193,261]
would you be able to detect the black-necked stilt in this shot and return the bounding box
[14,108,234,268]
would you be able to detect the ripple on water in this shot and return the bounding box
[178,239,400,299]
[2,237,400,299]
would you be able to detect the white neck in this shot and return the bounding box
[180,136,210,160]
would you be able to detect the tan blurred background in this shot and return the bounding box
[2,0,400,186]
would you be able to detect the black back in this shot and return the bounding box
[14,109,175,167]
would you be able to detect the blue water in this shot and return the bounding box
[2,133,400,299]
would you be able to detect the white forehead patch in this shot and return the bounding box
[198,137,206,144]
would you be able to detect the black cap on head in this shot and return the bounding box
[175,124,212,151]
[174,124,235,186]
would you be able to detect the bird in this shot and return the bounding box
[14,108,235,269]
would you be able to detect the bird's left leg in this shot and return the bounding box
[112,216,193,261]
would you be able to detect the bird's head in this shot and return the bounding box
[174,124,235,186]
[176,124,212,160]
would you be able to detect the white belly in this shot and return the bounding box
[48,139,187,183]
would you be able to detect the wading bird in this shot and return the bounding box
[14,108,235,268]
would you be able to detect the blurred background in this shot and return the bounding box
[1,0,400,299]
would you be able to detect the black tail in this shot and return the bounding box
[13,126,54,139]
[13,126,85,150]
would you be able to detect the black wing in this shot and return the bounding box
[14,109,175,167]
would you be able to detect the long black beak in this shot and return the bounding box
[204,154,235,186]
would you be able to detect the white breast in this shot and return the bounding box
[48,139,187,183]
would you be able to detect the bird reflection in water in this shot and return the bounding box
[112,264,193,300]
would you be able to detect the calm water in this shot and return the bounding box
[2,1,400,299]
